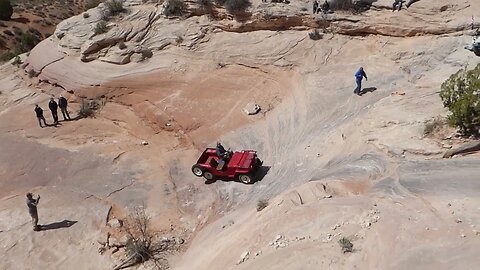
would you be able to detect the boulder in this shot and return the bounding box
[243,103,261,115]
[107,218,123,228]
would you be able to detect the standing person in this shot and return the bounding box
[313,0,319,14]
[48,97,59,124]
[354,67,368,95]
[392,0,402,11]
[34,104,47,128]
[58,95,71,121]
[26,193,41,231]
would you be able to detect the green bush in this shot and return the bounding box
[338,237,353,253]
[105,0,125,16]
[0,0,13,21]
[163,0,186,16]
[94,20,108,34]
[439,64,480,135]
[224,0,250,14]
[17,31,39,53]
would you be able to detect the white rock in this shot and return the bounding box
[141,140,148,145]
[243,103,261,115]
[237,251,250,265]
[107,218,122,228]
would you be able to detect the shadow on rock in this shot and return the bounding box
[205,166,271,185]
[360,87,377,96]
[40,220,77,231]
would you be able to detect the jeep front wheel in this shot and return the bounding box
[192,165,203,177]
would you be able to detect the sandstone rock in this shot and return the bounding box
[142,140,148,145]
[237,251,250,265]
[109,235,129,247]
[243,103,261,115]
[107,218,123,228]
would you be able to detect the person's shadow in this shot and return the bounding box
[39,220,77,231]
[359,87,377,96]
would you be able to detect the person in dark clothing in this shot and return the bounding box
[354,67,368,95]
[392,0,403,11]
[34,104,48,128]
[320,0,330,13]
[26,193,41,231]
[58,95,71,121]
[405,0,419,8]
[216,142,227,158]
[313,0,319,14]
[49,97,59,124]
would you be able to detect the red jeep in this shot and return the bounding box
[192,148,263,184]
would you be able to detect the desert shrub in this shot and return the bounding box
[163,0,186,16]
[214,0,226,4]
[423,117,446,137]
[83,12,90,18]
[308,29,322,40]
[18,31,39,52]
[330,0,353,10]
[338,237,353,253]
[94,20,108,34]
[224,0,251,14]
[0,0,13,21]
[78,98,104,118]
[105,0,125,16]
[85,0,101,9]
[256,199,268,212]
[0,51,15,62]
[28,69,36,78]
[197,0,211,7]
[439,64,480,135]
[113,206,173,270]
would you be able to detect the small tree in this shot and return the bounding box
[0,0,13,21]
[439,64,480,136]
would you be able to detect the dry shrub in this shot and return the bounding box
[113,206,176,270]
[256,199,268,212]
[309,29,322,40]
[163,0,186,16]
[338,237,353,253]
[423,117,446,137]
[78,97,104,118]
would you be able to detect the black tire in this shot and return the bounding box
[238,174,253,184]
[203,171,214,181]
[192,165,203,177]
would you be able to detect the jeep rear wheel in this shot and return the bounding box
[203,171,214,180]
[192,165,203,177]
[238,174,253,184]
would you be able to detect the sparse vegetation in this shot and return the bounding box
[105,0,125,16]
[85,0,101,9]
[83,12,91,18]
[18,31,39,52]
[338,237,353,253]
[78,97,104,118]
[439,64,480,136]
[308,29,322,40]
[113,206,172,270]
[28,69,36,78]
[197,0,211,8]
[224,0,251,14]
[423,117,446,137]
[256,199,268,212]
[0,51,16,62]
[0,0,13,21]
[94,20,108,35]
[163,0,186,16]
[330,0,353,11]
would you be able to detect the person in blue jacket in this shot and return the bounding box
[354,67,368,95]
